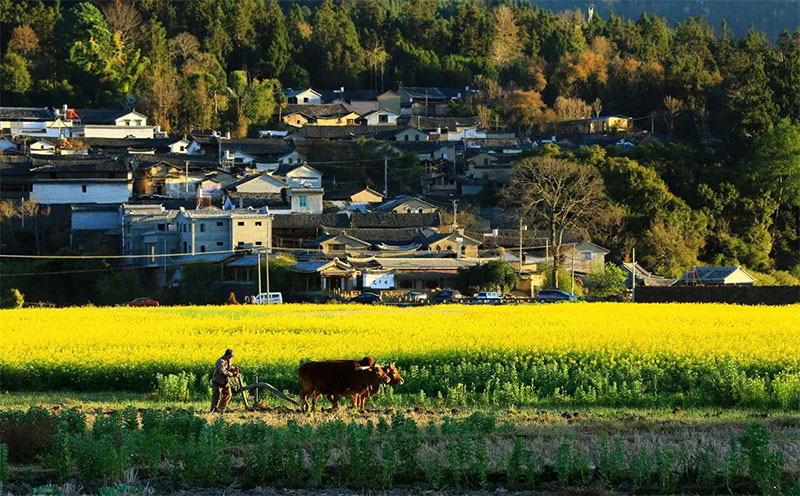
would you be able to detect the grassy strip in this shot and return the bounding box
[1,406,799,493]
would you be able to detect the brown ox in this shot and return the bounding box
[328,362,405,410]
[298,357,390,412]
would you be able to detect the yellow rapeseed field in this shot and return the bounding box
[1,303,799,397]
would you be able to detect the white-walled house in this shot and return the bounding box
[223,173,287,195]
[274,163,323,189]
[285,88,322,105]
[356,109,399,126]
[29,158,132,204]
[168,139,190,154]
[29,139,57,155]
[0,107,57,136]
[289,186,324,214]
[73,109,157,139]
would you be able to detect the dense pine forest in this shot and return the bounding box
[1,0,799,280]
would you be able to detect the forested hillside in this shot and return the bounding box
[1,0,799,278]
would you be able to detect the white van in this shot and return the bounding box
[475,291,503,304]
[252,292,283,304]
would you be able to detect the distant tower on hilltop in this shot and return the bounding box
[588,3,595,23]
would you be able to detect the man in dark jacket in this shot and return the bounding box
[210,349,238,413]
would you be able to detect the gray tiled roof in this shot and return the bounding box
[285,103,349,117]
[221,138,292,156]
[406,116,479,131]
[321,227,432,244]
[75,109,138,124]
[0,107,55,120]
[299,125,403,140]
[30,157,129,173]
[350,212,441,228]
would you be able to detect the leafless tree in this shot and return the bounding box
[476,104,492,130]
[554,96,591,121]
[663,96,683,137]
[502,156,612,288]
[591,97,603,118]
[20,200,51,255]
[103,0,143,45]
[170,32,201,66]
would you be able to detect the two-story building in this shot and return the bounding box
[29,157,132,204]
[174,207,272,255]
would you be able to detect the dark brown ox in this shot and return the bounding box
[298,357,390,412]
[327,361,404,410]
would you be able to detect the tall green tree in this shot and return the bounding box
[0,52,31,94]
[226,70,280,137]
[310,0,364,87]
[256,0,291,78]
[721,28,776,140]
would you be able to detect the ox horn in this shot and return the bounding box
[354,365,372,371]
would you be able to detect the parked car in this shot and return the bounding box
[536,289,578,303]
[128,297,159,307]
[349,292,382,305]
[251,292,283,304]
[431,288,463,304]
[405,291,428,303]
[475,291,504,304]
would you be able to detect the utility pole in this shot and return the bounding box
[518,218,527,273]
[265,248,270,297]
[631,247,636,302]
[185,161,189,194]
[383,156,388,197]
[570,248,576,296]
[452,199,458,229]
[256,251,262,298]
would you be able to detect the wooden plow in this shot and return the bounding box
[230,374,300,410]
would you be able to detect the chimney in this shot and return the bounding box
[455,237,464,259]
[61,104,67,117]
[238,196,243,209]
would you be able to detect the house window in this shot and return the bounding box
[183,224,187,233]
[200,223,205,232]
[404,135,409,141]
[484,158,489,165]
[183,242,187,252]
[296,120,301,125]
[216,221,223,226]
[255,241,263,246]
[583,253,592,261]
[217,241,223,246]
[298,195,307,208]
[405,208,412,213]
[157,224,165,231]
[238,221,244,226]
[200,245,206,252]
[415,135,420,141]
[347,119,355,125]
[303,97,309,103]
[417,208,424,213]
[255,221,262,226]
[379,114,388,123]
[81,185,87,193]
[180,146,185,152]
